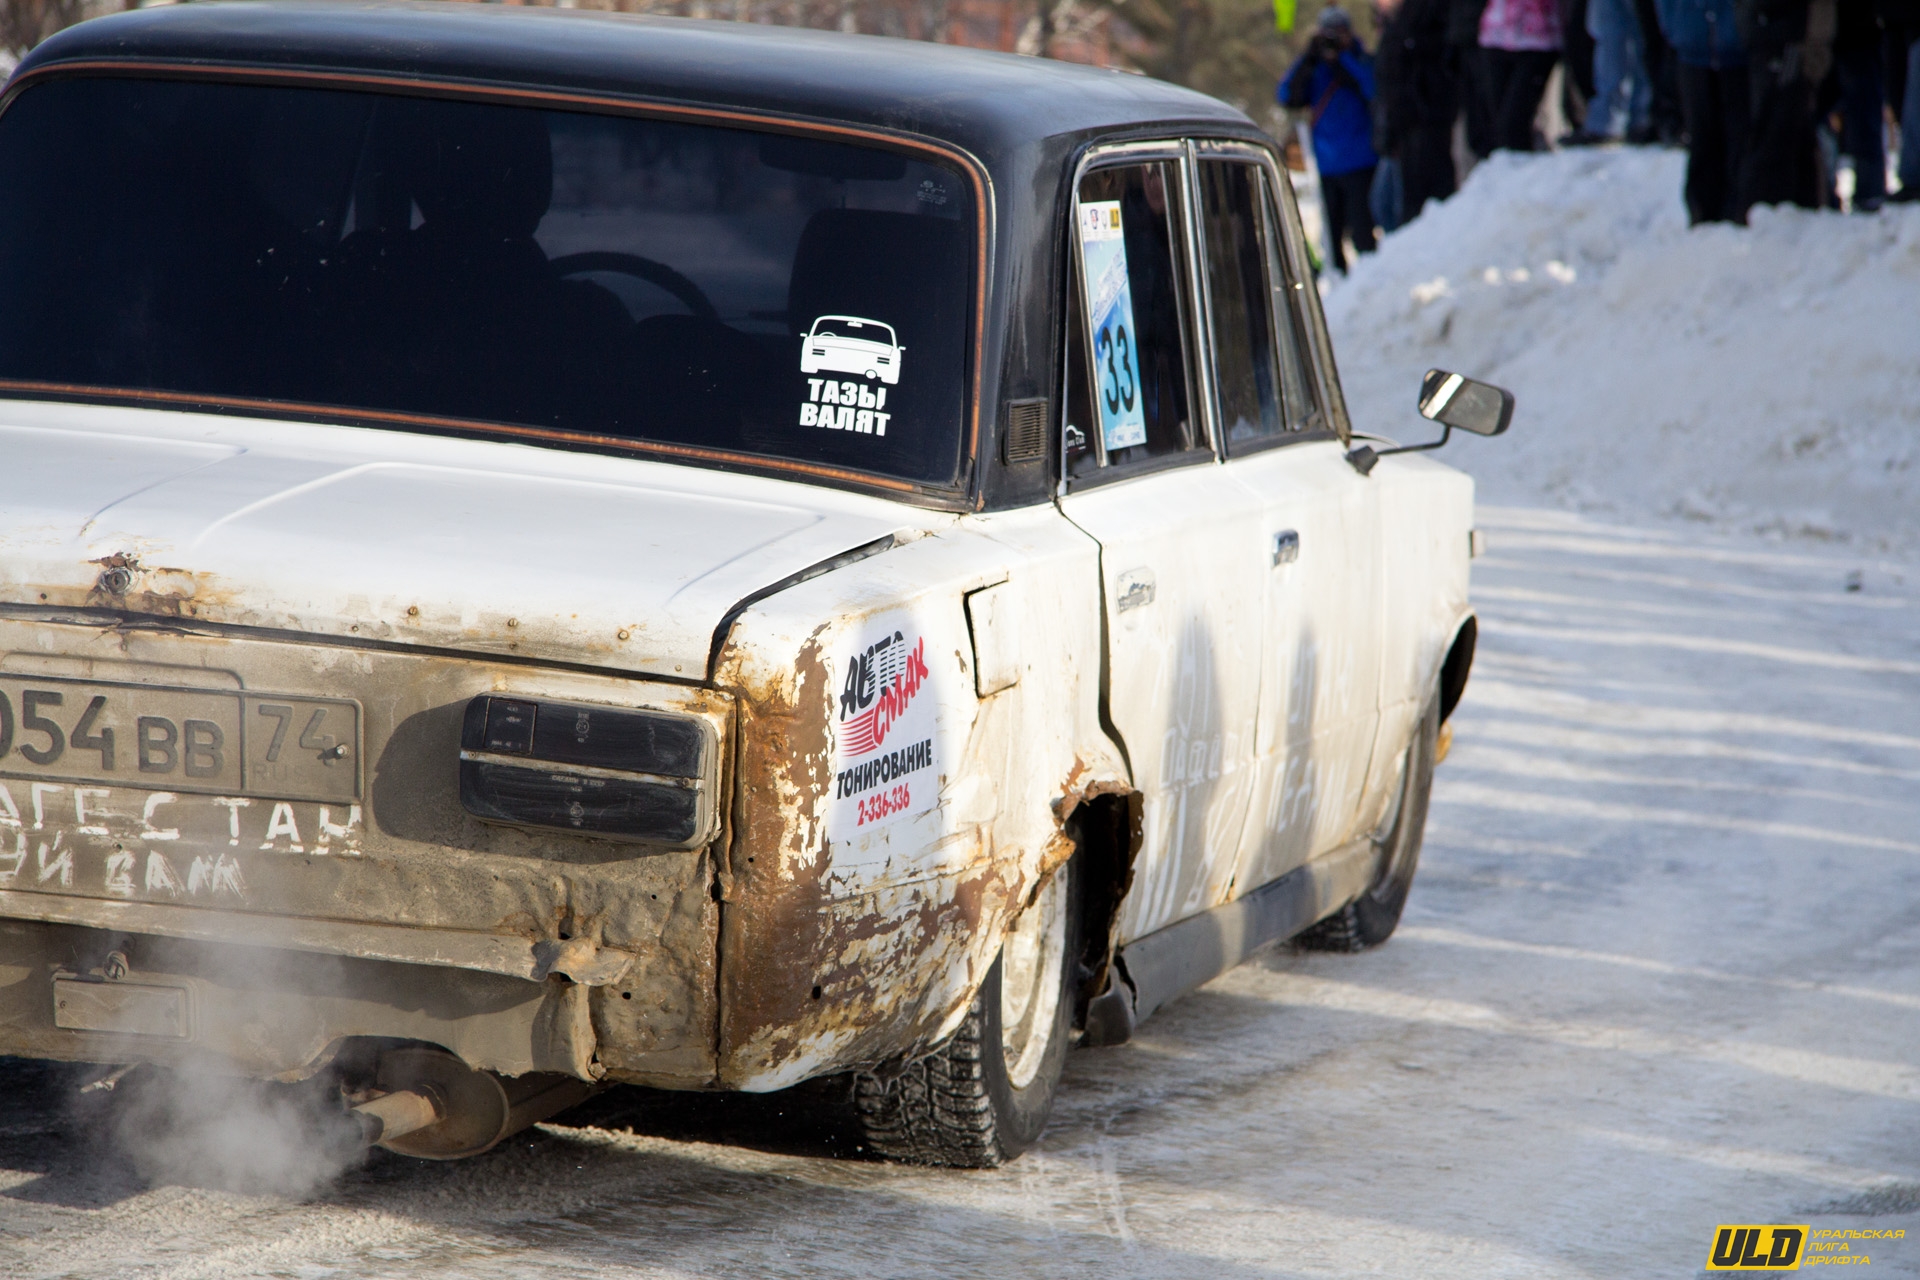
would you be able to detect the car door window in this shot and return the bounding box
[1195,158,1325,452]
[1065,160,1203,481]
[1197,160,1283,447]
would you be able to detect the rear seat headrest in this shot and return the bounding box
[401,99,554,241]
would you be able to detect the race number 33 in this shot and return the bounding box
[1076,199,1147,451]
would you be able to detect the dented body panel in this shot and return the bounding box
[712,509,1120,1090]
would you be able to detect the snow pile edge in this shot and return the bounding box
[1324,148,1920,559]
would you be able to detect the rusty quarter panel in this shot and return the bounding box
[714,510,1125,1091]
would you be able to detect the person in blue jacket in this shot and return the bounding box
[1656,0,1749,222]
[1282,7,1380,272]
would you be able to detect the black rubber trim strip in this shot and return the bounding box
[1114,834,1374,1025]
[704,533,900,681]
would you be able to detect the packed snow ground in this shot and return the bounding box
[2,148,1918,1278]
[1327,147,1920,559]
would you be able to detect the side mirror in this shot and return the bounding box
[1346,367,1515,474]
[1419,369,1513,437]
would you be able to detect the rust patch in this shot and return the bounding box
[1029,829,1077,910]
[8,557,735,675]
[715,623,839,1083]
[714,623,1018,1088]
[589,848,721,1088]
[1052,755,1137,825]
[74,552,245,622]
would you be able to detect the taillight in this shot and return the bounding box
[458,696,715,847]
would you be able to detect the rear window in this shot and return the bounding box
[0,76,976,487]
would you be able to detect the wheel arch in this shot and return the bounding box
[1438,613,1476,725]
[1056,786,1143,1028]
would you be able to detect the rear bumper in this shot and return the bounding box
[0,918,590,1080]
[0,611,727,1087]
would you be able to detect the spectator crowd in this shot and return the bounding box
[1280,0,1920,268]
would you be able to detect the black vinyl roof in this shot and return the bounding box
[14,1,1256,156]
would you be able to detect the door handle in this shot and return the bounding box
[1271,530,1300,567]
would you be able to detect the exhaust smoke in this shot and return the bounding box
[89,1064,370,1200]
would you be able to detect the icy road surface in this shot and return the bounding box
[1,505,1916,1278]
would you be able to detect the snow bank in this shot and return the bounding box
[1324,148,1920,559]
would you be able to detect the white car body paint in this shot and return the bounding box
[1231,440,1393,894]
[1361,450,1477,834]
[1058,466,1268,941]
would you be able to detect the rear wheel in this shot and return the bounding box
[1297,697,1438,953]
[853,861,1077,1167]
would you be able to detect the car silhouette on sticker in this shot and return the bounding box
[801,315,903,385]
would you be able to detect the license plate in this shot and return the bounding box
[53,977,190,1037]
[0,675,359,803]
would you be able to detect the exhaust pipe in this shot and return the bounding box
[350,1087,443,1144]
[347,1046,598,1160]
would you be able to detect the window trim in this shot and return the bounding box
[0,59,995,508]
[1234,141,1353,446]
[1176,139,1226,462]
[1057,140,1217,495]
[1189,139,1347,459]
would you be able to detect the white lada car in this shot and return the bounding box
[800,315,904,387]
[0,2,1506,1169]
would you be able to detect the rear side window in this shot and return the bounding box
[0,77,975,487]
[1064,160,1202,481]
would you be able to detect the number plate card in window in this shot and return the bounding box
[1076,200,1147,451]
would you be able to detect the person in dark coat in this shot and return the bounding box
[1376,0,1462,217]
[1448,0,1498,155]
[1282,7,1382,271]
[1637,0,1691,140]
[1889,0,1920,197]
[1830,0,1886,207]
[1562,0,1601,128]
[1658,0,1752,219]
[1478,0,1566,150]
[1735,0,1832,211]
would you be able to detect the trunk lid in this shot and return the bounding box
[1,399,934,678]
